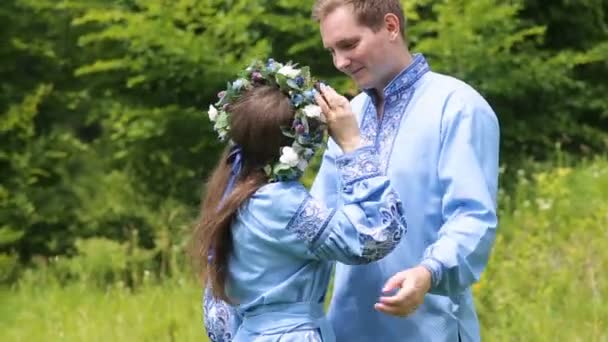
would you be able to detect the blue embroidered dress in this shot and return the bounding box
[203,146,407,341]
[311,54,500,342]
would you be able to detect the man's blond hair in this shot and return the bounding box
[312,0,406,36]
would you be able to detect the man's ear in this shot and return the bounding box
[384,13,401,41]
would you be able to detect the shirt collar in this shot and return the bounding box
[363,53,430,105]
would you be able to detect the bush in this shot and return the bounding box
[25,237,157,289]
[0,253,19,284]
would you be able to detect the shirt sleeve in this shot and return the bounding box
[420,87,500,297]
[310,92,368,207]
[310,137,341,208]
[203,284,241,342]
[289,145,407,264]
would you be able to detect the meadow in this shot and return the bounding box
[1,158,606,341]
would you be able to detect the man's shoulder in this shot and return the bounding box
[424,72,498,127]
[424,71,483,100]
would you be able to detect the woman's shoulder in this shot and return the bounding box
[253,180,308,200]
[242,181,310,226]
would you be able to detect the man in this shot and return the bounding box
[310,1,500,341]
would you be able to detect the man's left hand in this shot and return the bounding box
[374,265,432,317]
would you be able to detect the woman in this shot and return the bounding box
[192,59,407,341]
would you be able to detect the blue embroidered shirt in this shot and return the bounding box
[311,54,500,342]
[203,146,407,342]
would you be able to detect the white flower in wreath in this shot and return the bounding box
[232,78,247,91]
[302,104,322,119]
[277,65,301,78]
[279,146,300,167]
[208,105,219,122]
[217,130,228,141]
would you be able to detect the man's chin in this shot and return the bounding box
[352,77,371,90]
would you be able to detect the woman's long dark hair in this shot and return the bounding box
[191,85,295,302]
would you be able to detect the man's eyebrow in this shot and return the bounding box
[324,37,358,50]
[336,38,358,46]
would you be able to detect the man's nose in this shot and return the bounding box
[334,53,351,71]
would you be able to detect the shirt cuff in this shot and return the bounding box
[420,257,444,289]
[335,145,381,187]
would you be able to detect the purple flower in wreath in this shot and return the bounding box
[251,71,264,82]
[295,76,305,87]
[295,123,306,134]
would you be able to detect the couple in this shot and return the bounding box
[192,1,500,341]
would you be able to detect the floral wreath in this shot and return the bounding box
[207,58,325,182]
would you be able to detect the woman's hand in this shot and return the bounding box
[314,84,362,153]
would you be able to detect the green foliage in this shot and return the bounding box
[0,253,20,284]
[0,83,88,259]
[405,0,608,165]
[53,238,131,286]
[476,158,608,341]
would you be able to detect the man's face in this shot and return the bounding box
[320,5,394,90]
